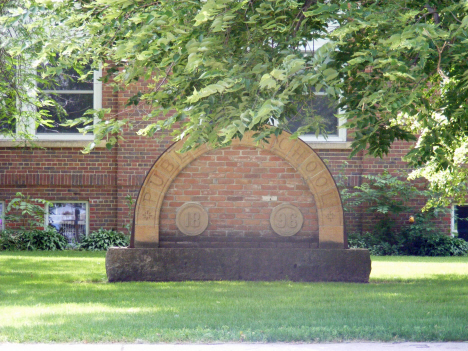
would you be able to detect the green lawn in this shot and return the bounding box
[0,251,467,343]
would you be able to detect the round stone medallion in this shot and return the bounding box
[176,202,209,236]
[270,203,304,236]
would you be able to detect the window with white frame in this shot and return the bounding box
[1,24,101,140]
[0,79,17,135]
[0,201,4,230]
[290,24,346,143]
[35,67,102,139]
[0,109,15,134]
[47,202,89,243]
[451,205,468,241]
[0,67,102,141]
[285,92,345,142]
[0,25,17,136]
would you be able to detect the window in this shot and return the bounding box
[0,111,16,134]
[292,24,346,143]
[451,205,468,241]
[35,68,102,140]
[0,201,4,230]
[0,26,18,137]
[46,202,89,243]
[1,67,102,141]
[286,92,346,142]
[0,87,17,135]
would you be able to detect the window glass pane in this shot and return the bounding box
[0,91,17,133]
[455,205,468,241]
[0,53,18,133]
[48,203,87,243]
[0,202,4,230]
[0,115,16,133]
[287,95,338,135]
[38,67,94,91]
[37,93,93,134]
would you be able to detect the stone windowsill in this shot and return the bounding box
[0,140,106,148]
[0,139,352,150]
[306,142,352,149]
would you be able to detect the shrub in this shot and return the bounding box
[0,229,20,251]
[79,228,129,251]
[369,242,401,256]
[348,231,468,256]
[342,171,447,245]
[16,228,68,251]
[399,232,468,256]
[4,193,52,230]
[348,232,401,256]
[348,231,380,248]
[345,172,423,244]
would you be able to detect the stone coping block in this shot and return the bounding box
[106,248,371,283]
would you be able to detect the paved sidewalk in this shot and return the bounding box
[1,343,468,351]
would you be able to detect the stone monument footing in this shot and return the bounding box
[106,248,371,283]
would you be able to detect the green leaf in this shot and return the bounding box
[259,74,277,90]
[270,69,286,81]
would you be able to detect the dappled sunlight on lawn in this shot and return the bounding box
[1,252,468,342]
[370,256,468,281]
[1,304,175,327]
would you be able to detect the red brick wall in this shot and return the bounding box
[311,148,363,234]
[319,141,450,235]
[1,141,450,235]
[159,146,319,243]
[0,72,452,236]
[0,147,118,231]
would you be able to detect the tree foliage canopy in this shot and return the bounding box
[0,0,50,140]
[1,0,468,206]
[327,0,468,207]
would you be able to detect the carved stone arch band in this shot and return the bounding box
[131,131,346,249]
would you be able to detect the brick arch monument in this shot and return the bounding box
[132,131,344,249]
[106,132,371,282]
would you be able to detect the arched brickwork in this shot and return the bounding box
[159,145,319,244]
[132,131,345,249]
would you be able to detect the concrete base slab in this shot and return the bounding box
[106,248,371,283]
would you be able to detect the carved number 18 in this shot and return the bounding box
[185,212,201,228]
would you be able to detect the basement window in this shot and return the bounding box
[0,201,4,230]
[47,202,89,243]
[451,205,468,241]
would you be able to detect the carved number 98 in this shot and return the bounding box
[276,213,298,228]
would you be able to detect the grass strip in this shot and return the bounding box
[0,251,467,343]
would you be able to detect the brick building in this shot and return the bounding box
[0,68,456,243]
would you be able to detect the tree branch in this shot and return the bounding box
[424,4,440,24]
[293,0,317,34]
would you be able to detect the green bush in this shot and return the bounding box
[399,232,468,256]
[349,231,468,256]
[15,228,68,251]
[369,242,401,256]
[0,193,66,251]
[4,192,51,230]
[348,232,401,256]
[344,172,425,244]
[341,171,447,246]
[79,228,129,251]
[1,228,130,251]
[0,229,20,251]
[342,171,459,256]
[1,228,68,251]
